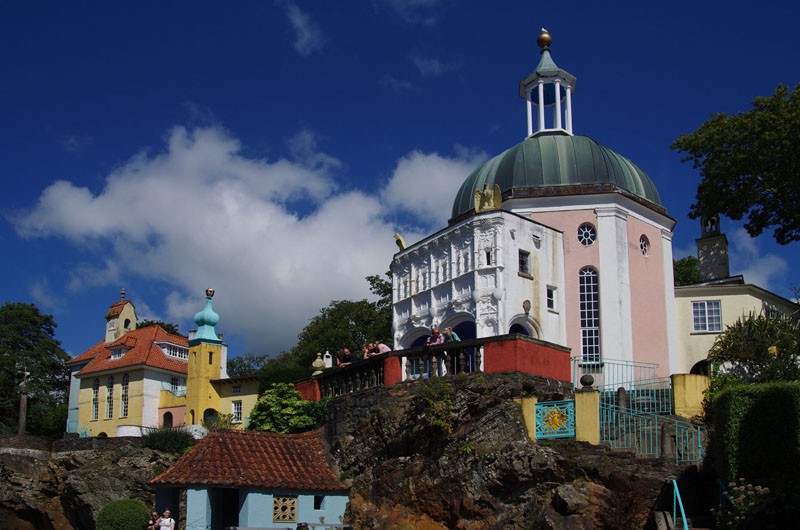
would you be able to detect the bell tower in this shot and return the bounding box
[185,288,223,426]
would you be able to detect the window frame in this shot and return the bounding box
[232,400,243,423]
[579,267,601,364]
[105,376,114,419]
[518,249,531,277]
[692,300,722,332]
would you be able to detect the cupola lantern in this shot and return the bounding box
[519,29,576,137]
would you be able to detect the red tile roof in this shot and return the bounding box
[68,326,189,376]
[150,429,348,492]
[105,300,133,318]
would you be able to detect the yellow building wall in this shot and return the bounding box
[78,370,147,437]
[218,380,260,429]
[185,342,222,426]
[513,397,538,442]
[675,286,799,374]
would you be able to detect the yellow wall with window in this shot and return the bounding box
[77,370,146,437]
[217,379,260,429]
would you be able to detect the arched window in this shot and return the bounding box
[92,379,100,421]
[106,376,114,419]
[579,267,601,364]
[163,411,173,428]
[121,374,129,418]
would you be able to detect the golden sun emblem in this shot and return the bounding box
[543,407,568,431]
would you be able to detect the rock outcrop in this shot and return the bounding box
[0,435,179,530]
[325,372,687,529]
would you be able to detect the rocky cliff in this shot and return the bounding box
[325,372,690,529]
[1,372,696,530]
[0,436,179,530]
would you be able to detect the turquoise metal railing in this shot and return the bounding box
[600,404,705,464]
[535,400,576,439]
[571,357,661,391]
[599,377,673,415]
[672,479,689,530]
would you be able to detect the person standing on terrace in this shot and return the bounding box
[426,327,444,347]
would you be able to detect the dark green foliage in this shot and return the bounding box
[672,84,800,245]
[26,401,68,439]
[673,256,700,286]
[712,382,800,494]
[248,383,328,433]
[702,372,743,422]
[142,427,195,453]
[96,499,150,530]
[137,319,183,336]
[0,302,70,435]
[258,273,393,387]
[227,352,270,376]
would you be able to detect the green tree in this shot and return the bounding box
[672,84,800,245]
[227,352,270,376]
[673,256,701,286]
[708,313,800,383]
[137,319,182,336]
[257,274,393,387]
[0,302,70,435]
[247,383,327,433]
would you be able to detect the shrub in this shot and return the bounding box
[248,383,328,433]
[142,426,195,453]
[712,478,771,530]
[712,382,800,492]
[96,499,150,530]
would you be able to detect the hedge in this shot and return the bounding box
[712,381,800,492]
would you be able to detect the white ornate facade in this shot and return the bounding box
[391,210,566,349]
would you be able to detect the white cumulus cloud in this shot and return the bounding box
[729,228,789,291]
[14,125,478,355]
[277,1,325,56]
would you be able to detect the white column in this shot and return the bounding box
[661,228,679,375]
[595,207,632,365]
[565,87,573,134]
[554,81,562,130]
[526,98,533,136]
[537,82,545,132]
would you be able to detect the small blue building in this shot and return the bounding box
[150,429,349,530]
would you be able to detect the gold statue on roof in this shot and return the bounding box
[474,184,502,213]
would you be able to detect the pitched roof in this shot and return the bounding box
[68,326,189,376]
[149,429,348,492]
[105,299,133,318]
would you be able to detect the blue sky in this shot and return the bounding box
[1,1,798,359]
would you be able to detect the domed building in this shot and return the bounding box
[391,31,678,379]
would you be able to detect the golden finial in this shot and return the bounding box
[537,28,552,49]
[205,288,215,298]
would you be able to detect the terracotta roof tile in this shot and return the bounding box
[150,429,348,492]
[105,300,133,318]
[72,326,189,376]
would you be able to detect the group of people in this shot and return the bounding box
[147,509,175,530]
[425,326,460,346]
[335,341,392,367]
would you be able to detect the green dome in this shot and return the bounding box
[450,132,662,221]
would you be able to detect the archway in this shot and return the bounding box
[690,360,710,377]
[509,323,529,336]
[203,408,217,427]
[163,411,173,428]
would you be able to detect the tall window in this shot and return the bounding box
[518,250,531,275]
[692,300,721,332]
[579,267,601,363]
[120,374,129,418]
[92,379,100,421]
[170,376,179,394]
[546,286,557,311]
[232,400,243,423]
[106,377,114,419]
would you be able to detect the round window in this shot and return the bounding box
[577,223,597,246]
[639,235,650,256]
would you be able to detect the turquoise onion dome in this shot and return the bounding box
[191,288,220,344]
[450,131,662,222]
